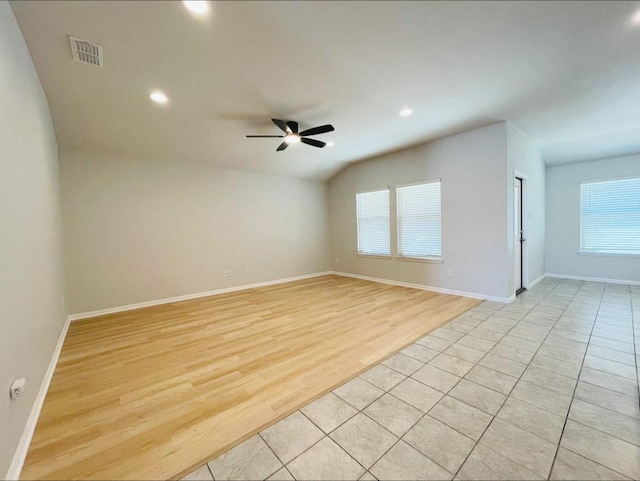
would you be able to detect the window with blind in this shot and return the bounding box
[356,188,390,256]
[397,181,442,258]
[580,177,640,255]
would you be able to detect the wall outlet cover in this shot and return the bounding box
[10,378,26,400]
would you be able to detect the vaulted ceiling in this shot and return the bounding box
[10,1,640,180]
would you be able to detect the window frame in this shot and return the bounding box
[579,176,640,258]
[395,179,443,262]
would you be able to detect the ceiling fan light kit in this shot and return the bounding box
[246,118,335,151]
[284,134,301,144]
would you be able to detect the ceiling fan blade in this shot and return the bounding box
[299,124,334,137]
[276,141,289,151]
[286,121,299,134]
[301,137,326,148]
[246,135,284,138]
[272,119,289,133]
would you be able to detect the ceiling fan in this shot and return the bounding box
[246,119,335,151]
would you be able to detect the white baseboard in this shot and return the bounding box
[331,271,514,303]
[68,271,334,321]
[546,273,640,286]
[6,314,72,481]
[526,273,546,289]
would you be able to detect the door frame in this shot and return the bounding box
[514,170,528,295]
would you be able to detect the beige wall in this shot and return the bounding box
[0,2,67,476]
[329,123,513,301]
[61,151,330,314]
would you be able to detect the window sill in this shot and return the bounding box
[396,255,443,264]
[357,253,392,260]
[578,251,640,258]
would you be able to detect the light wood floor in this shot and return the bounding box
[21,275,479,480]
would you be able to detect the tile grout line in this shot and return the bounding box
[347,282,576,478]
[358,367,460,476]
[291,374,443,478]
[304,282,583,479]
[577,374,638,398]
[571,293,640,417]
[343,284,623,479]
[205,281,636,481]
[266,406,377,479]
[499,294,589,408]
[470,282,640,475]
[365,335,499,477]
[334,306,507,478]
[459,281,629,478]
[432,288,579,475]
[585,349,637,367]
[296,407,372,475]
[450,279,581,479]
[547,285,639,479]
[439,289,565,478]
[547,280,603,479]
[567,309,640,427]
[282,466,296,480]
[256,432,293,480]
[570,388,640,422]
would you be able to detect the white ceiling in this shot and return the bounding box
[9,0,640,180]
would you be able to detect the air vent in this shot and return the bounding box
[69,36,103,68]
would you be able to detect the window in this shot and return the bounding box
[356,189,390,256]
[397,181,442,258]
[580,177,640,255]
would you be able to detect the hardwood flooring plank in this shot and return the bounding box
[21,275,478,480]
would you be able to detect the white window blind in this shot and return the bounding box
[580,178,640,255]
[397,181,442,258]
[356,189,390,256]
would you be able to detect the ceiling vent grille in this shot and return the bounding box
[69,36,103,68]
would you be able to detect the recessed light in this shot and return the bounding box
[183,1,210,15]
[149,90,169,105]
[327,141,335,147]
[632,8,640,26]
[400,108,413,117]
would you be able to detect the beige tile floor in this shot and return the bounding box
[182,279,640,480]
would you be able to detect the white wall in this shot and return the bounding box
[546,154,640,283]
[0,2,67,476]
[61,151,330,314]
[507,125,546,288]
[329,123,513,301]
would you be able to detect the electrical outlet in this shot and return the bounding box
[447,269,454,278]
[246,267,251,274]
[10,378,25,400]
[335,257,340,264]
[228,270,232,277]
[222,270,228,278]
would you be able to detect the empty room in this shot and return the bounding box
[2,1,640,480]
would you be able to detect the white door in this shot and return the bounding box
[515,178,523,293]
